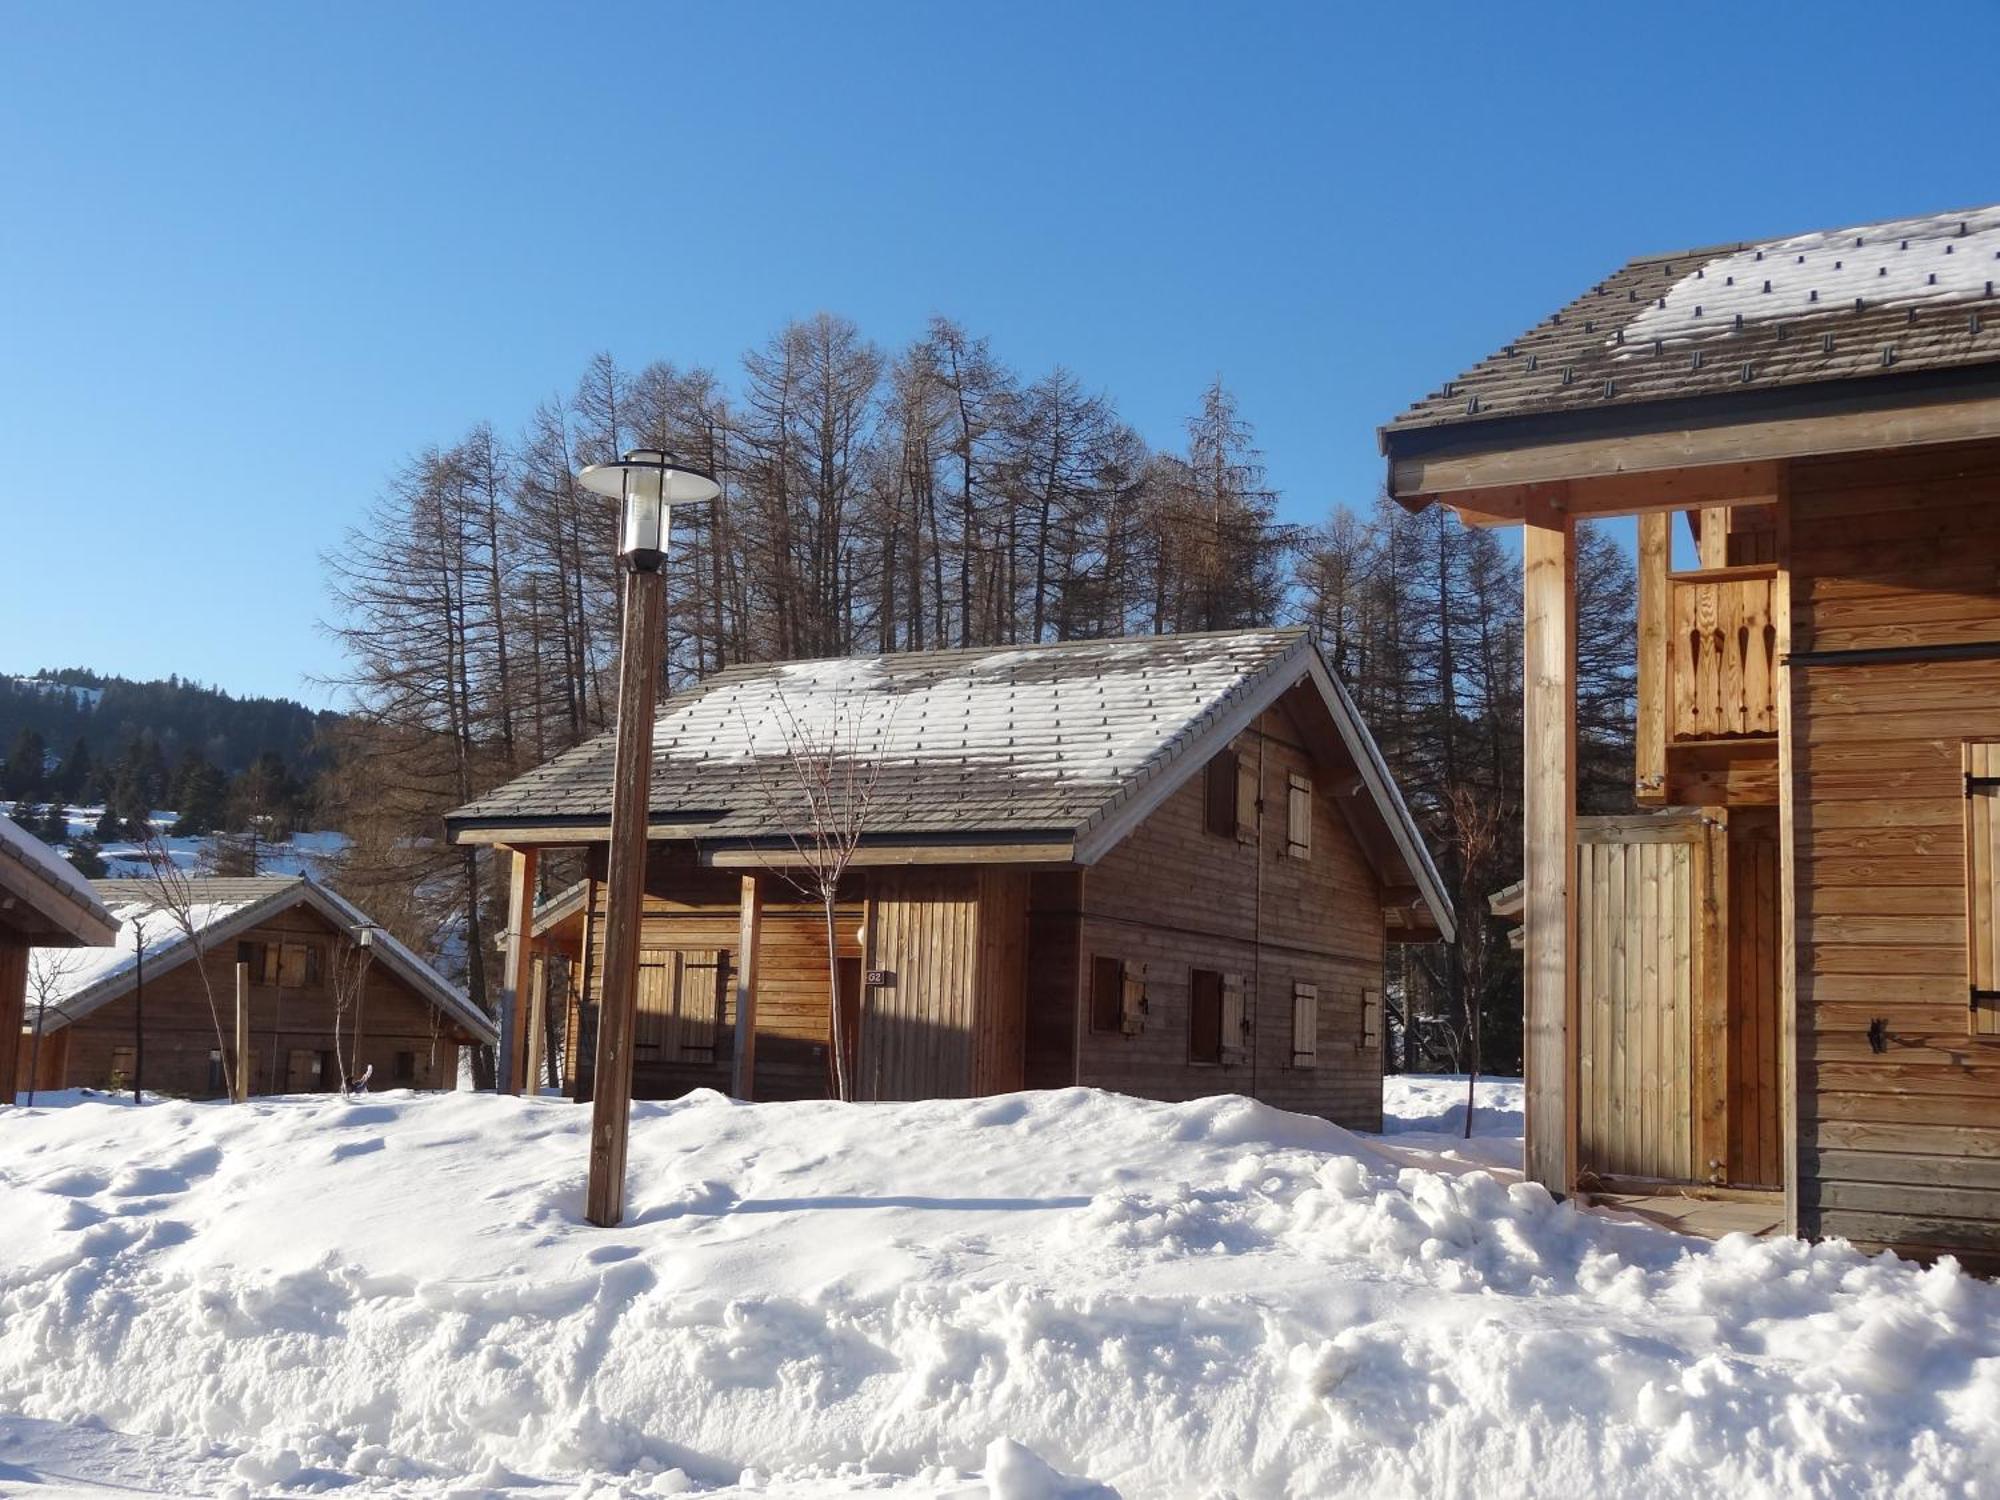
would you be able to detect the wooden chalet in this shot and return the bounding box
[1382,201,2000,1266]
[448,628,1454,1125]
[18,875,496,1097]
[1,815,118,1104]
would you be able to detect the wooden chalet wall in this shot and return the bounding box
[1071,704,1389,1128]
[568,848,862,1103]
[1788,437,2000,1266]
[51,904,466,1096]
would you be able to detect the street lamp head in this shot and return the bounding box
[578,447,722,573]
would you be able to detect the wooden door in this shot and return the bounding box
[1725,812,1783,1187]
[1576,817,1704,1184]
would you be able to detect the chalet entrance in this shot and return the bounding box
[1573,811,1782,1193]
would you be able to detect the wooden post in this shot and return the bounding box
[234,960,250,1102]
[1522,516,1577,1196]
[575,877,598,1103]
[1635,513,1668,803]
[585,563,666,1227]
[0,939,26,1105]
[500,845,539,1095]
[525,949,547,1096]
[1773,471,1800,1236]
[732,874,764,1101]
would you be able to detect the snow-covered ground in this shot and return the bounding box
[1,1082,1996,1498]
[1378,1072,1524,1174]
[40,806,347,880]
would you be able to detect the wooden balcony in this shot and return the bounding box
[1638,560,1779,804]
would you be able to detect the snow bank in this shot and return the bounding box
[2,1088,1998,1497]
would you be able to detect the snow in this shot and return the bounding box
[3,1084,1998,1498]
[0,815,106,916]
[24,896,254,1023]
[1620,205,2000,352]
[672,637,1287,784]
[1378,1072,1524,1174]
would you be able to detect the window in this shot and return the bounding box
[1203,746,1259,843]
[1967,742,2000,1037]
[1291,981,1317,1068]
[207,1050,226,1094]
[1204,750,1238,838]
[1090,956,1123,1034]
[393,1051,416,1083]
[1360,988,1382,1051]
[304,943,323,987]
[1286,773,1312,860]
[1189,968,1246,1065]
[278,942,310,989]
[238,941,272,983]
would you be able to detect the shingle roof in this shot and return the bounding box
[1383,203,2000,441]
[451,628,1456,942]
[450,629,1306,841]
[26,875,493,1043]
[0,815,117,947]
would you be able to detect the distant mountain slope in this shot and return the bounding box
[2,670,341,776]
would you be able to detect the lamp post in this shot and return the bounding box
[578,447,721,1226]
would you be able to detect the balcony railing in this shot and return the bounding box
[1666,564,1779,740]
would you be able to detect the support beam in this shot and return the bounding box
[732,874,764,1101]
[1773,474,1800,1238]
[586,564,667,1227]
[574,877,598,1102]
[1522,519,1578,1195]
[524,946,547,1097]
[1635,513,1669,803]
[1435,462,1782,528]
[234,960,250,1102]
[0,939,25,1105]
[499,844,539,1095]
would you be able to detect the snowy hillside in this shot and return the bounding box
[3,1084,1996,1497]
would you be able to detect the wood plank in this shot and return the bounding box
[500,845,539,1096]
[732,874,764,1100]
[1636,513,1669,801]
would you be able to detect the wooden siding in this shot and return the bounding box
[1788,439,2000,1266]
[1073,699,1388,1129]
[568,849,859,1102]
[51,905,470,1097]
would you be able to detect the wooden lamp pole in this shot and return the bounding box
[580,448,721,1228]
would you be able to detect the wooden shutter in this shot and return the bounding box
[1360,988,1382,1050]
[1219,972,1247,1062]
[1188,969,1222,1063]
[1120,960,1147,1035]
[1090,956,1123,1034]
[1287,773,1312,860]
[1236,755,1259,844]
[676,950,726,1060]
[1205,751,1238,838]
[1968,742,2000,1037]
[1291,981,1317,1068]
[634,950,673,1058]
[278,942,308,989]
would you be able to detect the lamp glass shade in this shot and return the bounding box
[577,447,723,570]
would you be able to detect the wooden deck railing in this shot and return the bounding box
[1665,564,1779,740]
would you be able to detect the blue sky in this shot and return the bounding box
[3,2,1994,703]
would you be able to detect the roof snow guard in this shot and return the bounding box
[1381,202,2000,506]
[0,815,117,947]
[25,875,495,1043]
[448,629,1455,942]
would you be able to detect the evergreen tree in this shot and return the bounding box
[67,838,107,879]
[94,805,124,842]
[39,802,68,845]
[169,752,230,835]
[59,736,93,802]
[4,728,46,799]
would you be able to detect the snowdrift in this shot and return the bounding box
[2,1087,1998,1497]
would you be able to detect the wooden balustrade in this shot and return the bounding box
[1666,564,1778,740]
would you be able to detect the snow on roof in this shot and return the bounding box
[449,629,1303,840]
[0,814,117,946]
[1621,206,2000,353]
[27,895,254,1022]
